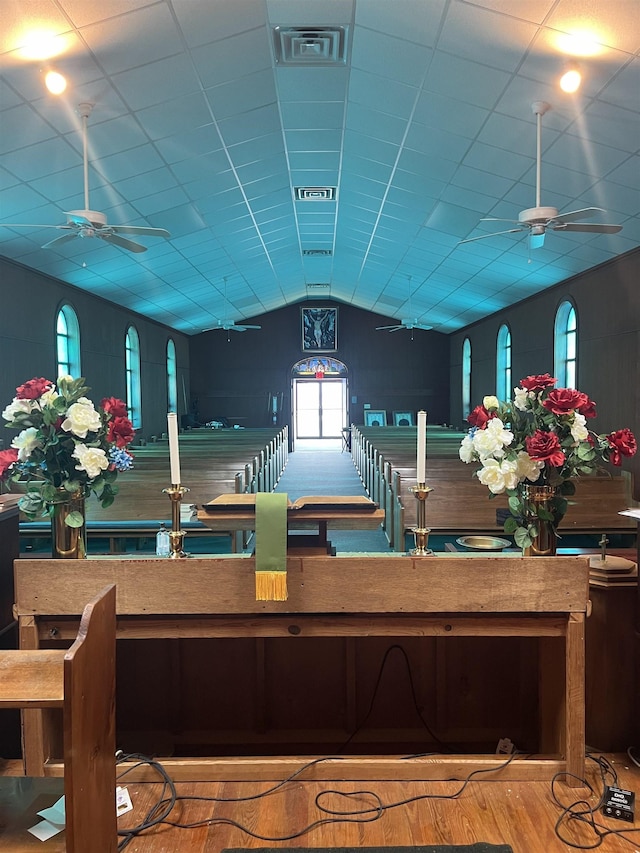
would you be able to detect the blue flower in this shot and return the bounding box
[109,447,134,472]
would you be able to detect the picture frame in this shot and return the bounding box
[302,307,337,352]
[364,409,387,427]
[393,411,414,426]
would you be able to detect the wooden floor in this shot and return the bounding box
[112,755,640,852]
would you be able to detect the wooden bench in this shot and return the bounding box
[0,584,116,852]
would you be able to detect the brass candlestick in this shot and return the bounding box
[410,483,433,556]
[162,484,190,558]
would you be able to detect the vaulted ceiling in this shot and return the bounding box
[1,0,638,335]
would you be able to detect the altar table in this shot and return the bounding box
[13,554,589,786]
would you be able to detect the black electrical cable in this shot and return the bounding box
[550,752,640,850]
[115,751,177,851]
[337,642,452,753]
[133,750,522,842]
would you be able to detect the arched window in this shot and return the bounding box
[167,338,177,413]
[461,338,471,419]
[125,325,142,429]
[56,303,81,378]
[554,301,577,388]
[496,324,511,401]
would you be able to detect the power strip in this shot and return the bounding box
[602,786,635,822]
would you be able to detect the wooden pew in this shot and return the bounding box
[0,584,116,852]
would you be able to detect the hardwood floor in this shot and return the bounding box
[116,754,640,852]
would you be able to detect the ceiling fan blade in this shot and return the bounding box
[237,324,261,330]
[551,207,605,225]
[100,233,147,253]
[554,222,623,235]
[458,228,523,245]
[375,324,401,331]
[1,223,65,230]
[41,232,78,250]
[111,225,171,239]
[479,217,521,224]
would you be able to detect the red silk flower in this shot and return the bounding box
[15,377,54,400]
[520,373,557,393]
[107,416,135,448]
[577,396,597,418]
[467,405,495,429]
[542,387,589,416]
[100,397,129,418]
[525,430,566,467]
[607,428,637,466]
[0,448,19,478]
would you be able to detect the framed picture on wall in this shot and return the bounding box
[393,411,414,426]
[302,307,337,352]
[364,410,387,427]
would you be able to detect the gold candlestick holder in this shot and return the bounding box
[410,483,433,556]
[162,484,190,558]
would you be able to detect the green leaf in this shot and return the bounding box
[64,511,84,528]
[576,443,596,461]
[503,516,519,534]
[508,495,522,514]
[537,507,554,521]
[514,527,533,549]
[559,480,576,496]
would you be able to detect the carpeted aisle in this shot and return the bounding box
[222,845,514,853]
[274,439,390,553]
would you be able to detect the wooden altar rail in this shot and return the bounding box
[18,427,288,552]
[351,426,637,550]
[13,555,589,786]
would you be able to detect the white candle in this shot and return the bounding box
[167,412,181,485]
[417,410,427,483]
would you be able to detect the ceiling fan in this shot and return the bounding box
[204,278,261,335]
[0,103,171,254]
[459,101,623,250]
[376,276,432,336]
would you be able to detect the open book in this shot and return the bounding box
[202,494,379,513]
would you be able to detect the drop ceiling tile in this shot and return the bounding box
[351,28,432,87]
[191,27,272,87]
[275,67,349,102]
[348,68,418,119]
[424,52,512,109]
[112,55,203,111]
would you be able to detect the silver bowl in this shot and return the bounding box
[456,535,511,551]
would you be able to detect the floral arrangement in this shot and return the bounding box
[459,373,637,549]
[0,376,134,527]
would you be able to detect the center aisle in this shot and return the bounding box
[274,438,390,553]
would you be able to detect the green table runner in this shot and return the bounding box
[255,492,288,600]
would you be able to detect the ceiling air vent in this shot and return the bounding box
[306,283,331,291]
[295,187,336,201]
[273,26,349,65]
[303,249,332,256]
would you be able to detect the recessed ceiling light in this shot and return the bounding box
[18,30,68,61]
[555,30,603,57]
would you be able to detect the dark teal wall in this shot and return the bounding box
[188,302,451,429]
[0,258,190,441]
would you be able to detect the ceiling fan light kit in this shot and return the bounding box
[459,100,622,250]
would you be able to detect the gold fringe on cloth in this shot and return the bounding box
[255,570,288,601]
[255,491,288,601]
